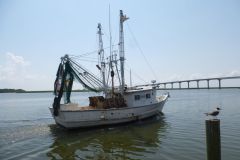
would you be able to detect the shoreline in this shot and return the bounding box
[0,89,89,93]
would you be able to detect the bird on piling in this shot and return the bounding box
[205,107,221,118]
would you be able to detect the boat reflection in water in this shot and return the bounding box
[47,115,169,159]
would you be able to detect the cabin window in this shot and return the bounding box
[134,95,140,100]
[146,93,151,99]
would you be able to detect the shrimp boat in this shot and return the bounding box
[49,10,169,128]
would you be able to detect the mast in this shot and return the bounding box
[97,23,106,95]
[119,10,129,94]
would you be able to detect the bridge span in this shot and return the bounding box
[136,76,240,90]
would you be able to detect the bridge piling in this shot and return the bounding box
[218,79,221,89]
[197,80,199,89]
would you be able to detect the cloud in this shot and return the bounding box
[189,73,204,80]
[166,74,184,82]
[226,70,240,77]
[6,52,30,66]
[0,52,50,90]
[166,71,240,82]
[0,52,29,81]
[205,71,240,79]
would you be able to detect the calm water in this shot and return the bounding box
[0,89,240,160]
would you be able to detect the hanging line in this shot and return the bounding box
[126,22,159,82]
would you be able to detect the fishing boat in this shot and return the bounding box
[49,10,169,128]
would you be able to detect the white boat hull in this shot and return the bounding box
[49,95,168,129]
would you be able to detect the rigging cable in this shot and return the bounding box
[69,59,102,85]
[125,62,148,85]
[126,22,159,82]
[68,45,118,59]
[68,59,103,92]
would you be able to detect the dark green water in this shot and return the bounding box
[0,89,240,160]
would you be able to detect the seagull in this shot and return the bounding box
[205,107,221,118]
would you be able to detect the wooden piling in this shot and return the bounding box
[205,119,221,160]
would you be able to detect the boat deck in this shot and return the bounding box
[60,103,95,111]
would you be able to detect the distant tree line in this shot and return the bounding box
[0,88,90,93]
[0,89,26,93]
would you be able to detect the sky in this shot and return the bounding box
[0,0,240,90]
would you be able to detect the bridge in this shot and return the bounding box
[136,76,240,90]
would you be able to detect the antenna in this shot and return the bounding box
[109,5,113,58]
[130,69,132,87]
